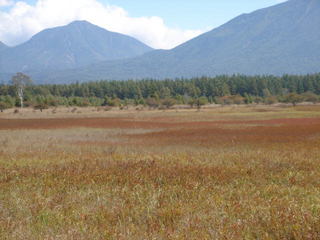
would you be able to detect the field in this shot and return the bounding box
[1,105,320,239]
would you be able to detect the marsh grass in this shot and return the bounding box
[0,106,320,239]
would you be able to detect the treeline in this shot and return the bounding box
[1,73,320,110]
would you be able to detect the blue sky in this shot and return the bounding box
[104,0,285,29]
[0,0,286,49]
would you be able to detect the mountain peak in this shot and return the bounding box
[2,0,319,83]
[64,20,113,34]
[42,0,320,83]
[69,20,90,24]
[67,20,93,27]
[0,20,153,73]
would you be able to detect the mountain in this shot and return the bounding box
[0,42,9,83]
[0,41,8,52]
[0,21,153,74]
[37,0,320,83]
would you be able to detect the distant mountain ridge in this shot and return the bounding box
[37,0,319,83]
[1,0,320,84]
[0,21,153,73]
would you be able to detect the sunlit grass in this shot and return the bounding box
[0,106,320,239]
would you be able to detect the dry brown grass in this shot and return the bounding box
[0,105,320,239]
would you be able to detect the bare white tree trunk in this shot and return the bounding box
[12,73,32,108]
[18,87,24,108]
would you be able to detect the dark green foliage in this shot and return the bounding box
[0,95,15,111]
[0,73,320,108]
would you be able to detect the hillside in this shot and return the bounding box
[38,0,320,83]
[0,21,153,74]
[0,41,8,52]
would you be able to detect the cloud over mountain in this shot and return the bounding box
[0,20,154,73]
[33,0,320,83]
[0,0,203,49]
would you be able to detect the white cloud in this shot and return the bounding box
[0,0,13,7]
[0,0,204,49]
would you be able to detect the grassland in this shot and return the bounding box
[1,105,320,239]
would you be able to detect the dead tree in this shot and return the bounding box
[11,72,32,108]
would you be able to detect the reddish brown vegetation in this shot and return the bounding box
[1,116,320,149]
[1,109,320,239]
[129,117,320,148]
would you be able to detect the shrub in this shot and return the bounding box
[216,95,244,105]
[161,98,176,109]
[302,92,319,104]
[146,97,160,109]
[283,93,304,106]
[195,96,208,110]
[0,102,9,112]
[33,103,49,112]
[264,96,278,105]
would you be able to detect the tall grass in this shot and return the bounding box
[0,106,320,239]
